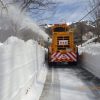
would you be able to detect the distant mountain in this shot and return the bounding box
[70,21,95,43]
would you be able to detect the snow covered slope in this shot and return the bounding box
[79,39,100,79]
[0,36,47,100]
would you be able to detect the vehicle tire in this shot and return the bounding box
[73,62,77,65]
[48,62,53,67]
[77,48,79,63]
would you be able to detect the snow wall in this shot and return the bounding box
[79,42,100,79]
[0,37,47,100]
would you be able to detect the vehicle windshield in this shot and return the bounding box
[54,27,66,32]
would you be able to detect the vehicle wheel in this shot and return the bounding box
[73,62,77,65]
[77,48,79,62]
[68,61,77,66]
[48,62,53,67]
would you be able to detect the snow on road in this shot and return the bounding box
[40,66,100,100]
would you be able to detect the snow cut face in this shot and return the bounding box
[78,37,100,79]
[0,36,47,100]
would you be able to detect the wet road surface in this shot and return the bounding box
[39,63,100,100]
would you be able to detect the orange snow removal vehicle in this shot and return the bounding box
[48,23,78,65]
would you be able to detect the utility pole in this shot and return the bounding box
[80,23,83,47]
[78,22,83,47]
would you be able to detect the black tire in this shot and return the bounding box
[68,62,77,66]
[72,48,79,65]
[48,62,53,67]
[73,61,78,65]
[77,47,79,62]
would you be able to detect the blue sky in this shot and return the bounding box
[3,0,90,24]
[47,0,89,24]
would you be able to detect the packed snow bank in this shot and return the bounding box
[79,41,100,79]
[78,37,97,48]
[0,36,47,100]
[21,65,47,100]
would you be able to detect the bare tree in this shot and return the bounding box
[89,0,100,37]
[0,0,57,22]
[11,0,57,21]
[0,0,4,7]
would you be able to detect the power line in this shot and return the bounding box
[79,3,100,22]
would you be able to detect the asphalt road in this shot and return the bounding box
[39,63,100,100]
